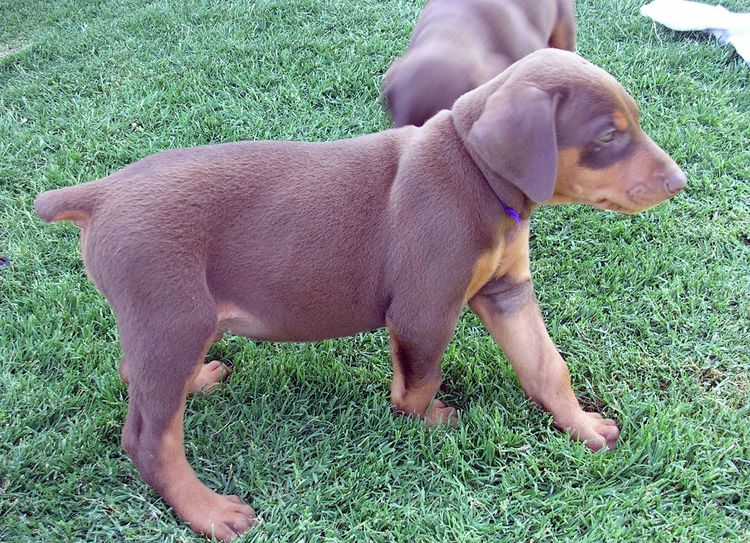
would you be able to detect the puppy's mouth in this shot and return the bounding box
[593,198,628,213]
[592,188,666,213]
[624,183,669,212]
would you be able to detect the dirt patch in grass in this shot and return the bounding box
[0,45,21,58]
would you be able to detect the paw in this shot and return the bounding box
[392,398,457,426]
[560,411,619,451]
[183,493,256,542]
[190,360,231,394]
[424,400,458,426]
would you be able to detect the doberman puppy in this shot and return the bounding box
[383,0,576,127]
[35,49,686,541]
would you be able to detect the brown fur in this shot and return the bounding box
[383,0,576,127]
[35,50,686,541]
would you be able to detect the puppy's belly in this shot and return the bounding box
[215,301,382,342]
[217,303,276,340]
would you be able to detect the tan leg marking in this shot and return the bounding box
[156,363,255,541]
[470,297,619,451]
[389,336,456,426]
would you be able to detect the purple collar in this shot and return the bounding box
[502,202,522,223]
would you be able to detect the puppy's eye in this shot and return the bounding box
[598,129,617,143]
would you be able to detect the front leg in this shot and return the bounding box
[388,326,458,426]
[469,278,619,450]
[386,296,464,426]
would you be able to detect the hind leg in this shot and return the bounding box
[190,359,231,394]
[120,357,231,395]
[118,306,254,541]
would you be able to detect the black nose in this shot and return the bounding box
[665,170,687,195]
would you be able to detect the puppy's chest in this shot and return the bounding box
[464,221,529,303]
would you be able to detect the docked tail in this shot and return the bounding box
[34,183,100,225]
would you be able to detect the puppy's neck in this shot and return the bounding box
[448,112,530,222]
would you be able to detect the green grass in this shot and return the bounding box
[1,0,749,541]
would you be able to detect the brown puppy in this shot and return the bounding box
[383,0,576,127]
[35,49,685,541]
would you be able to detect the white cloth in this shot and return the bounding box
[728,32,750,61]
[640,0,750,63]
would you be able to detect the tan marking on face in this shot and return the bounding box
[554,147,636,211]
[552,138,678,214]
[549,148,585,204]
[612,110,629,132]
[464,219,531,302]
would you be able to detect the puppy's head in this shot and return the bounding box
[455,49,686,213]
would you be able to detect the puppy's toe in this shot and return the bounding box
[190,360,232,394]
[583,434,608,452]
[201,495,256,542]
[597,419,620,449]
[226,507,256,534]
[226,494,244,505]
[565,411,620,452]
[425,400,458,426]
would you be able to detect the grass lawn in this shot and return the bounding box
[1,0,749,541]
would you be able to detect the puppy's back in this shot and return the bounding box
[383,0,576,127]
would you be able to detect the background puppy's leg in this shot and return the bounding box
[549,0,577,51]
[387,319,458,425]
[117,292,254,541]
[470,289,619,451]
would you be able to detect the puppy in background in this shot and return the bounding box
[383,0,576,127]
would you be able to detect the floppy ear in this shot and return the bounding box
[467,85,558,203]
